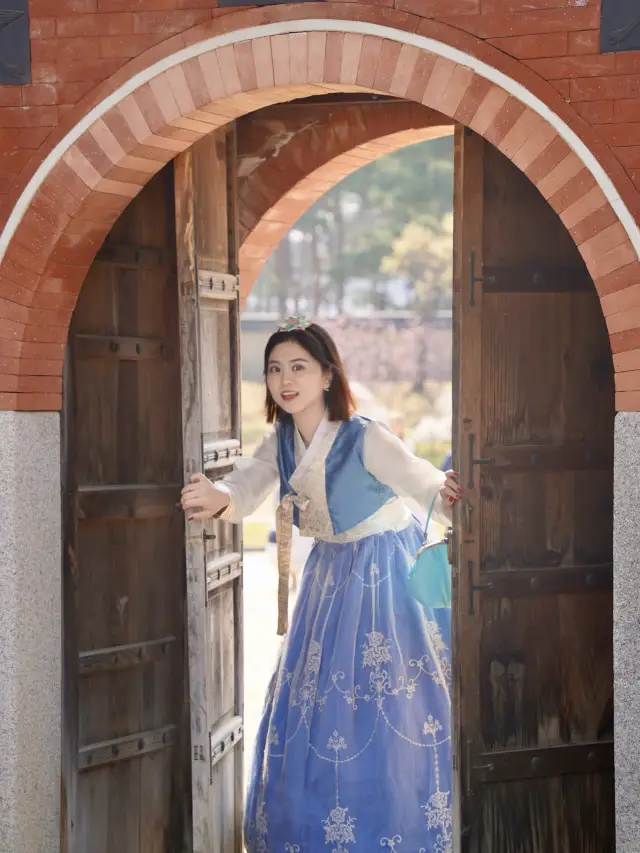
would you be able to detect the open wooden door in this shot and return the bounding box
[175,127,244,853]
[452,127,615,852]
[63,167,188,853]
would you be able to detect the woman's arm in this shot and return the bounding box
[363,421,460,525]
[181,429,279,523]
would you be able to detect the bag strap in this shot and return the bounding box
[423,493,439,542]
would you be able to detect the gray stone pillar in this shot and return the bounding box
[615,412,640,851]
[0,412,61,853]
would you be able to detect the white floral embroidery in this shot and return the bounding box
[425,789,453,853]
[284,845,300,852]
[363,631,393,669]
[328,731,347,752]
[423,715,443,739]
[323,805,357,849]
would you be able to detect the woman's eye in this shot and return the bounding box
[268,365,280,374]
[293,364,305,372]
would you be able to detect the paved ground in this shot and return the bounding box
[243,549,292,790]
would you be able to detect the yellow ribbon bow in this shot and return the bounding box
[275,491,310,635]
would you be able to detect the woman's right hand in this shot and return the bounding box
[180,473,230,520]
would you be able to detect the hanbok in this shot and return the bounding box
[217,413,452,853]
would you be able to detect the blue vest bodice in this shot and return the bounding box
[275,414,396,534]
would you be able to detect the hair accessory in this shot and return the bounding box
[278,316,311,333]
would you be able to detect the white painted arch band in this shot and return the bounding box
[0,19,638,265]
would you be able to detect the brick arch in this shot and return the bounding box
[0,21,639,411]
[238,101,453,295]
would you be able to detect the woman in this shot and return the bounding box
[181,319,461,853]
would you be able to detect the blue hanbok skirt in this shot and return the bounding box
[244,520,452,853]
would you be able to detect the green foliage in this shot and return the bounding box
[249,135,454,315]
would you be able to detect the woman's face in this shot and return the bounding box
[266,340,329,417]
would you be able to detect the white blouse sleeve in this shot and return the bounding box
[215,429,279,523]
[363,421,450,526]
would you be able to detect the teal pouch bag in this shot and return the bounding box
[407,496,451,610]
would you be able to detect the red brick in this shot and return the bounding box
[355,35,382,89]
[615,147,640,169]
[0,297,30,325]
[484,96,526,146]
[597,262,640,297]
[389,44,420,97]
[99,32,164,58]
[568,30,599,55]
[574,100,614,124]
[615,369,640,393]
[437,64,475,116]
[234,41,258,92]
[18,127,51,149]
[498,108,541,159]
[0,149,34,176]
[0,393,19,409]
[22,85,58,107]
[616,53,640,76]
[55,80,96,105]
[561,184,608,229]
[0,128,19,147]
[442,7,599,39]
[98,0,175,9]
[31,0,96,12]
[404,51,438,104]
[340,32,363,86]
[613,99,640,123]
[469,86,509,135]
[32,191,72,233]
[324,31,345,85]
[30,18,56,39]
[0,107,58,128]
[596,124,640,147]
[396,0,478,14]
[0,316,25,342]
[591,241,637,280]
[611,346,640,374]
[551,79,570,98]
[55,56,125,83]
[57,12,133,37]
[373,39,402,92]
[482,0,579,10]
[133,9,211,35]
[548,167,597,214]
[571,74,640,102]
[307,32,326,84]
[0,258,40,291]
[580,221,628,267]
[525,134,570,183]
[423,57,457,108]
[17,393,62,412]
[0,88,22,108]
[451,74,489,125]
[487,32,568,59]
[31,37,100,63]
[17,376,63,394]
[524,54,616,80]
[31,63,57,84]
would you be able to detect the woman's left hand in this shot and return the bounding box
[440,470,462,510]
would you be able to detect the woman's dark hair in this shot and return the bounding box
[264,323,356,424]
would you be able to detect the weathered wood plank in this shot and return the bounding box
[453,133,615,851]
[67,167,187,853]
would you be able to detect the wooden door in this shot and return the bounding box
[174,127,244,853]
[63,167,188,853]
[452,127,615,852]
